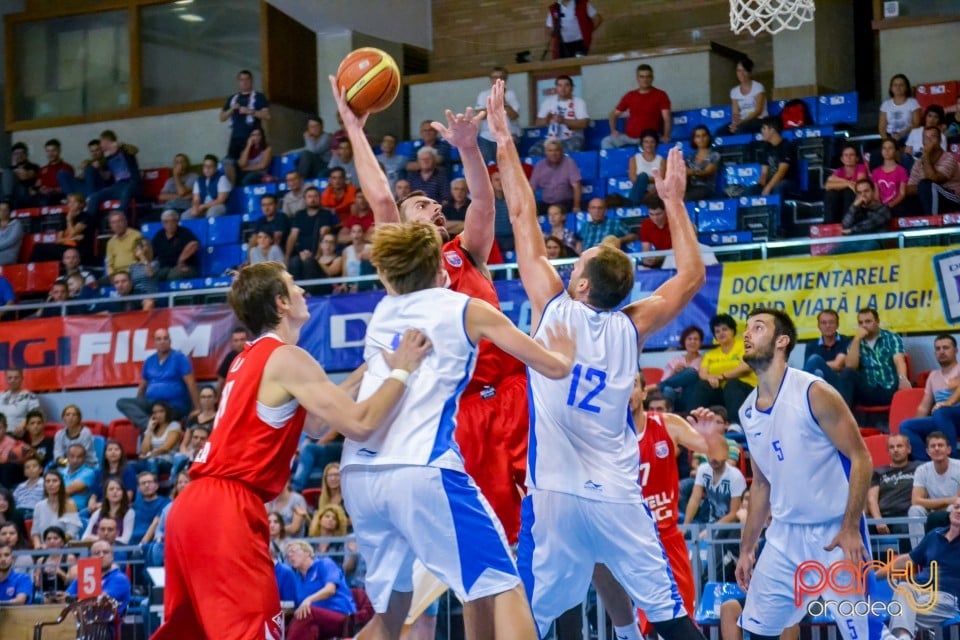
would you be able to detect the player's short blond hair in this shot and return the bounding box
[371,222,442,294]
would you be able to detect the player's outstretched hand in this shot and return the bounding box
[539,323,576,377]
[735,548,756,592]
[328,74,370,132]
[654,146,687,203]
[687,407,725,436]
[486,79,513,146]
[383,328,432,373]
[434,108,483,150]
[823,525,869,564]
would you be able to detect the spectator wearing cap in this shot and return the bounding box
[151,210,200,281]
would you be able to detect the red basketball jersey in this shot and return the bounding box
[190,334,307,502]
[637,412,680,533]
[442,235,524,393]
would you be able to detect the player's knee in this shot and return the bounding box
[651,615,706,640]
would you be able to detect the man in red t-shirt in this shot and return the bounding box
[602,64,672,148]
[337,189,376,243]
[38,139,73,205]
[638,193,673,268]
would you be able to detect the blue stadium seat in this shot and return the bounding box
[519,127,548,156]
[141,221,163,239]
[691,199,739,232]
[451,163,464,179]
[614,206,647,220]
[598,148,633,179]
[724,164,762,188]
[623,240,641,253]
[92,435,105,466]
[698,106,733,134]
[226,188,245,214]
[671,109,702,141]
[564,213,579,232]
[817,93,858,125]
[202,244,244,276]
[694,582,746,626]
[581,178,606,201]
[241,183,278,215]
[569,151,598,181]
[395,140,415,159]
[713,134,754,148]
[165,276,233,291]
[180,217,208,244]
[657,141,692,158]
[207,214,242,246]
[585,119,620,150]
[782,125,834,142]
[606,176,633,199]
[699,230,752,245]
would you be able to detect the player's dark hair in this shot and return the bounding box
[583,245,634,310]
[748,307,798,358]
[228,261,290,336]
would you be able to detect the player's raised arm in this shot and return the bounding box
[664,408,730,462]
[329,75,400,224]
[466,298,574,379]
[434,108,495,264]
[811,380,872,563]
[623,147,705,342]
[269,329,430,441]
[487,79,564,327]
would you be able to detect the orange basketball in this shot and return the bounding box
[336,48,401,115]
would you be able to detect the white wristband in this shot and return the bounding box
[389,369,410,385]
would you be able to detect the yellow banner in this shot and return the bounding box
[716,246,953,340]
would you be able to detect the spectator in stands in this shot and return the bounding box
[268,512,289,563]
[841,307,911,409]
[30,193,93,265]
[627,130,666,205]
[13,456,43,515]
[282,171,307,218]
[0,543,32,604]
[407,147,450,205]
[52,405,97,468]
[394,178,411,203]
[545,0,602,59]
[31,280,68,319]
[35,526,76,599]
[216,326,250,393]
[60,444,95,513]
[530,75,589,155]
[7,143,39,208]
[60,246,95,286]
[31,471,80,547]
[443,178,471,236]
[254,194,290,249]
[0,201,23,266]
[88,439,137,513]
[637,193,672,268]
[406,120,453,173]
[288,186,338,280]
[903,104,948,159]
[37,139,72,205]
[908,432,960,546]
[314,462,344,514]
[64,274,96,317]
[872,139,910,215]
[830,179,892,254]
[899,335,960,460]
[140,471,189,567]
[57,139,110,198]
[100,270,151,314]
[687,314,757,421]
[328,140,357,185]
[129,237,159,300]
[544,203,577,255]
[751,116,796,200]
[158,153,198,217]
[882,496,960,640]
[311,233,343,291]
[238,128,274,186]
[823,145,869,224]
[130,471,170,545]
[337,190,376,244]
[116,328,199,428]
[220,69,270,185]
[186,154,231,219]
[0,369,39,438]
[85,130,141,222]
[285,540,357,640]
[297,115,333,180]
[684,449,747,530]
[266,481,308,538]
[948,95,960,138]
[82,478,134,544]
[716,57,768,136]
[104,210,142,279]
[21,410,52,468]
[170,423,209,479]
[309,505,355,573]
[0,521,32,572]
[63,540,131,614]
[544,236,568,261]
[0,414,29,487]
[868,434,920,541]
[135,401,182,478]
[802,309,850,391]
[907,125,960,214]
[649,325,704,412]
[93,515,120,549]
[0,487,27,538]
[248,230,284,266]
[476,67,521,163]
[336,224,373,294]
[376,133,407,193]
[602,64,672,148]
[684,126,719,201]
[152,210,200,281]
[320,168,357,220]
[530,141,582,215]
[880,74,921,144]
[575,198,634,253]
[0,274,13,319]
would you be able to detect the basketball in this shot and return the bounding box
[336,47,401,115]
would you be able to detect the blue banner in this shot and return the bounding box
[296,265,723,372]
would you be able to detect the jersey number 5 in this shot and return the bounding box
[772,439,784,461]
[566,363,607,414]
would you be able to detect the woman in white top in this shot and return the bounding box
[135,401,182,478]
[879,74,922,144]
[628,130,666,205]
[337,224,371,294]
[81,478,135,544]
[718,57,767,136]
[31,471,81,547]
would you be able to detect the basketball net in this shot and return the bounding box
[730,0,815,36]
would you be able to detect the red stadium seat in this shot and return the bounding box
[864,434,891,467]
[855,354,913,429]
[82,421,108,437]
[915,370,930,389]
[888,388,925,435]
[809,224,843,256]
[141,167,171,202]
[302,488,323,509]
[44,422,62,439]
[642,367,664,386]
[107,419,140,458]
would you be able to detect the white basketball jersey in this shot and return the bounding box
[739,367,851,523]
[340,287,477,472]
[527,292,642,503]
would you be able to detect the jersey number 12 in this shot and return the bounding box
[566,363,607,414]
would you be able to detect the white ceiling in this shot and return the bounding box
[266,0,433,50]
